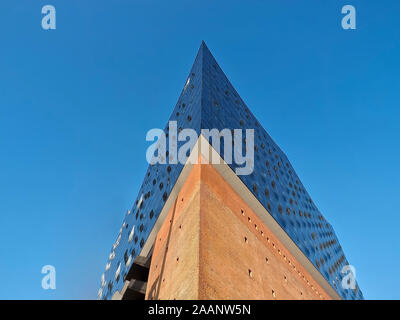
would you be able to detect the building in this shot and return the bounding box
[98,42,363,300]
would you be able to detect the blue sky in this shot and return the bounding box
[0,0,399,299]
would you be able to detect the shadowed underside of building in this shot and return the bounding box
[99,42,363,300]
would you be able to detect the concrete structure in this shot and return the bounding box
[98,42,363,300]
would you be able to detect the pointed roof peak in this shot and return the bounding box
[199,40,211,54]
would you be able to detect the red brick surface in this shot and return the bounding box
[146,163,331,300]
